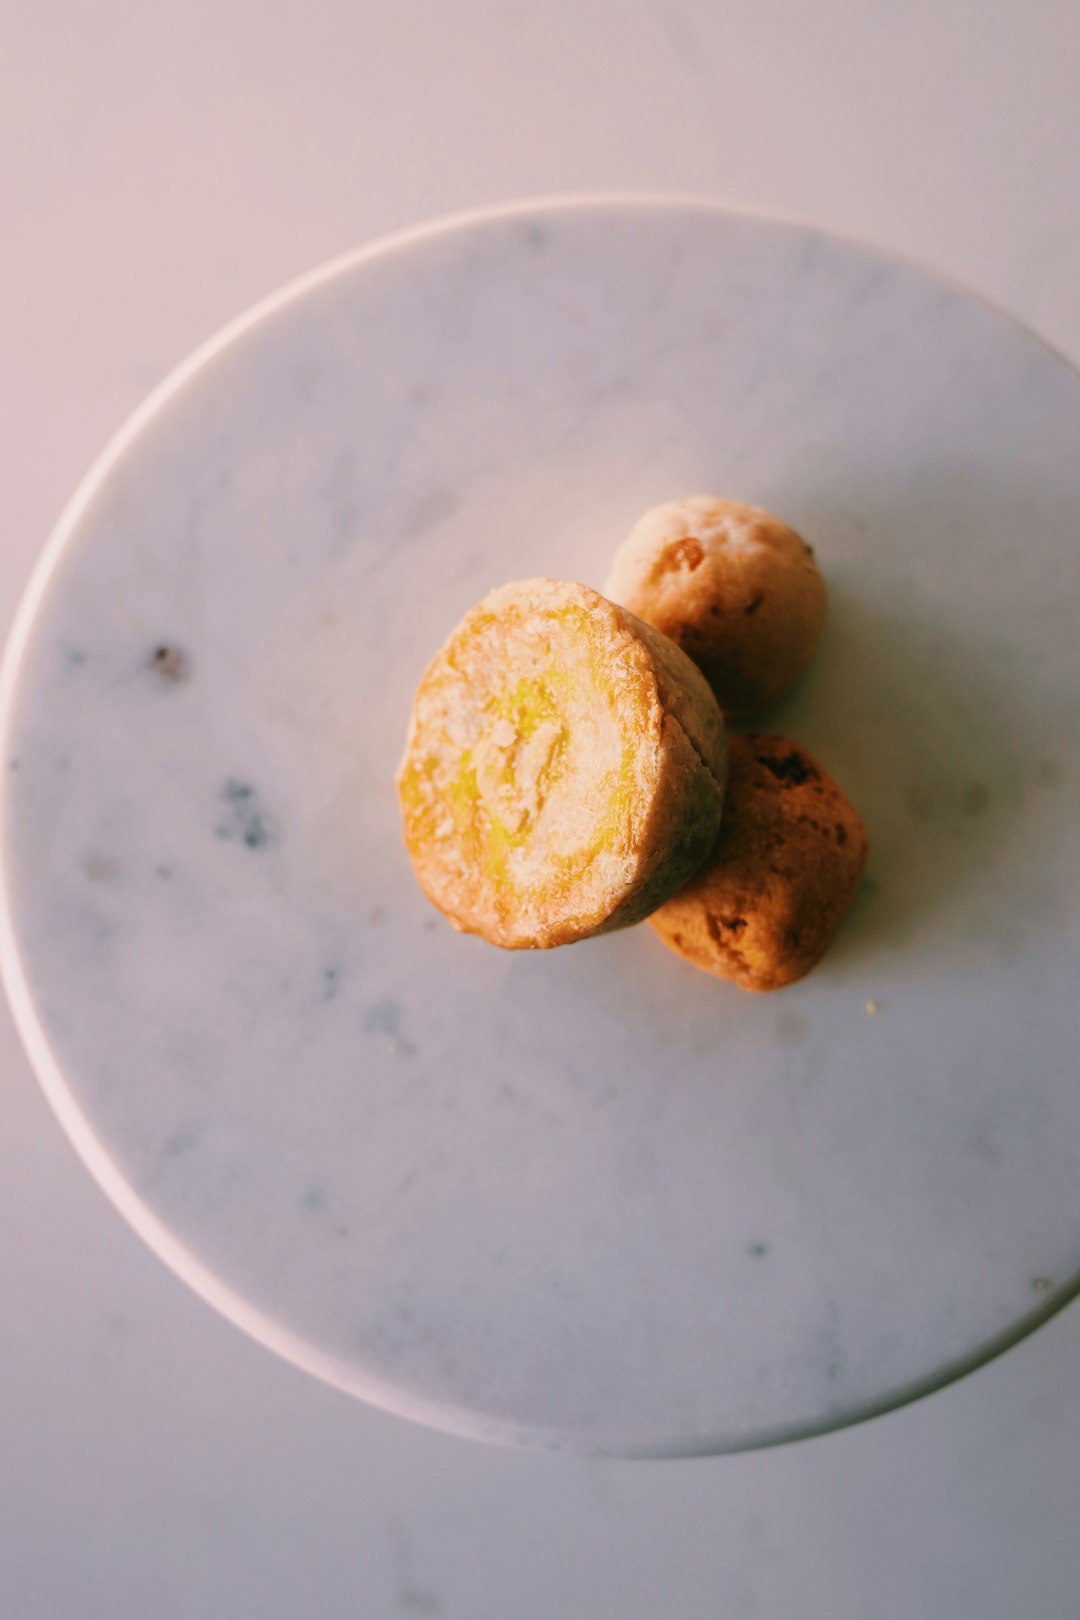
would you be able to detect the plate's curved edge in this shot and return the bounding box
[3,191,1080,1458]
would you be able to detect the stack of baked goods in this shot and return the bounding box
[398,496,867,992]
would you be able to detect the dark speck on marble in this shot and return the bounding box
[423,917,439,932]
[154,863,174,880]
[62,644,88,669]
[1030,1276,1054,1294]
[322,964,341,1000]
[215,778,278,850]
[8,758,18,772]
[149,643,190,683]
[368,905,385,926]
[522,221,548,248]
[747,1241,770,1258]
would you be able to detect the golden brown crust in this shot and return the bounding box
[398,579,726,949]
[604,497,826,717]
[649,733,868,991]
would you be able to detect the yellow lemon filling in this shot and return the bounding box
[398,578,726,948]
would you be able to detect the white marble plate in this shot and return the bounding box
[3,197,1080,1457]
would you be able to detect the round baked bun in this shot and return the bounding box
[649,733,867,991]
[604,496,826,717]
[398,579,727,949]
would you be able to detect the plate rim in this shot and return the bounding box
[3,190,1079,1457]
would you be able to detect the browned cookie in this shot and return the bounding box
[398,579,727,950]
[604,496,826,717]
[649,733,867,991]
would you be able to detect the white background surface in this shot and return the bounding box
[2,2,1079,1614]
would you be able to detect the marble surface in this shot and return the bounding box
[3,197,1080,1457]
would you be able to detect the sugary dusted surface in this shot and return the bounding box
[399,579,725,948]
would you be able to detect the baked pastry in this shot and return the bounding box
[604,496,826,716]
[649,733,867,990]
[398,578,727,949]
